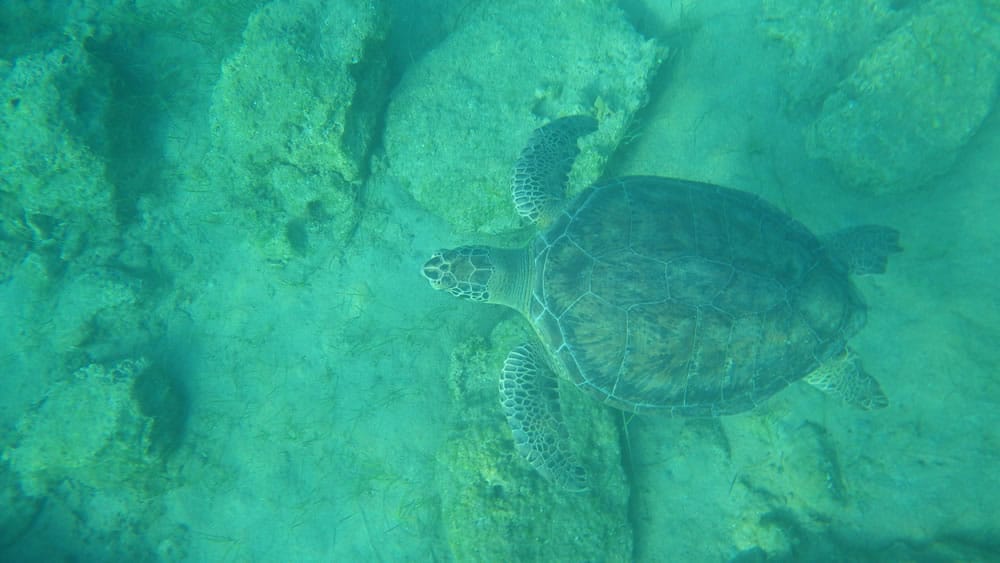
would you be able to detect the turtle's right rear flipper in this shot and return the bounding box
[500,344,589,492]
[823,225,902,275]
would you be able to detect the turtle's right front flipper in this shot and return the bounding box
[499,344,589,492]
[511,115,598,224]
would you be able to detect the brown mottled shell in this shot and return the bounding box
[528,176,866,415]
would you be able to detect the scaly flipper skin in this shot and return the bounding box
[804,349,889,410]
[499,344,589,492]
[511,115,598,224]
[823,225,902,275]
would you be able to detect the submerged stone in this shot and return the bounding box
[808,0,1000,194]
[382,0,661,234]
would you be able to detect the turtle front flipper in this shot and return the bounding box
[511,115,598,224]
[499,344,589,492]
[804,349,889,410]
[822,225,902,275]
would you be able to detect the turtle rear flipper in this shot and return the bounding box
[500,344,589,492]
[804,349,889,410]
[511,115,598,224]
[823,225,902,275]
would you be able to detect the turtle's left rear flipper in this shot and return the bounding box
[823,225,902,275]
[805,349,889,410]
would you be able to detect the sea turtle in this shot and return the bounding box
[422,116,900,491]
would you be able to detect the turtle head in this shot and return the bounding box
[422,246,496,303]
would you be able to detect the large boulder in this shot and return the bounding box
[758,0,903,111]
[382,0,661,235]
[0,41,117,282]
[2,358,187,497]
[438,321,632,561]
[210,0,389,260]
[807,0,1000,194]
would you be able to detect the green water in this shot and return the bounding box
[1,0,998,561]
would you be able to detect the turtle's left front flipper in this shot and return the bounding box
[499,344,589,492]
[823,225,902,275]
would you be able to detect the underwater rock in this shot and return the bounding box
[1,358,187,497]
[382,0,661,234]
[437,320,632,561]
[758,0,903,110]
[0,40,118,282]
[807,0,1000,194]
[0,463,44,552]
[209,0,389,260]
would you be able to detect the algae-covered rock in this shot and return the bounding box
[807,0,1000,194]
[438,320,633,561]
[723,418,852,557]
[758,0,903,110]
[2,358,187,497]
[210,0,389,260]
[0,460,43,550]
[383,0,661,235]
[628,394,871,560]
[0,40,118,282]
[44,266,149,362]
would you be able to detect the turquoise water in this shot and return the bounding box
[1,0,998,560]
